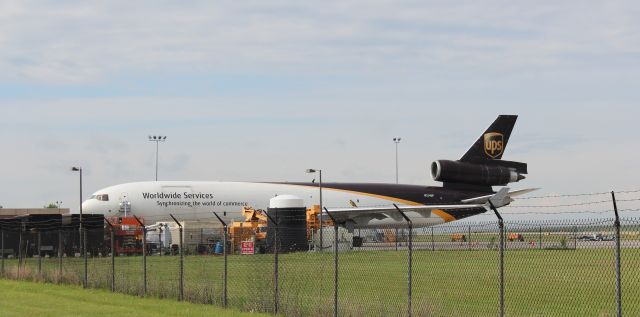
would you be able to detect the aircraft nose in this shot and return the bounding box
[83,199,119,215]
[81,200,93,213]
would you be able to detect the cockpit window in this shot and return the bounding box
[95,194,110,201]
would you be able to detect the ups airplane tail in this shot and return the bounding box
[461,114,517,162]
[431,115,527,192]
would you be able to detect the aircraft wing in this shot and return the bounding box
[323,188,514,225]
[323,203,485,224]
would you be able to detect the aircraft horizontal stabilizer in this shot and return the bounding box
[461,188,539,204]
[484,187,511,209]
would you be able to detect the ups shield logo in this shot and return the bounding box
[484,132,504,158]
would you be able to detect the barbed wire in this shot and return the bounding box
[473,208,640,217]
[508,199,613,208]
[616,198,640,202]
[515,191,610,200]
[508,197,640,209]
[474,210,610,216]
[615,189,640,194]
[513,188,640,200]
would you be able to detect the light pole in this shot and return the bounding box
[148,135,167,181]
[306,169,323,251]
[393,137,401,184]
[393,138,401,250]
[71,167,83,254]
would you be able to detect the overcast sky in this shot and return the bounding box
[1,1,639,218]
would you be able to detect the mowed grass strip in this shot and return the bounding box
[4,247,640,316]
[0,278,271,317]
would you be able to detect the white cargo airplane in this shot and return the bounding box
[82,115,535,228]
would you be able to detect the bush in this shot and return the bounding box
[560,237,567,249]
[487,237,496,250]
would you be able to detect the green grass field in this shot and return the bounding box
[0,278,270,317]
[2,247,639,316]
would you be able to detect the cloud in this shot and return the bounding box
[1,1,639,83]
[1,1,640,217]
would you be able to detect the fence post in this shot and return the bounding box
[468,225,472,250]
[393,205,413,317]
[431,227,435,251]
[324,208,339,317]
[395,228,399,251]
[539,225,542,249]
[18,222,23,274]
[212,212,228,308]
[611,191,621,317]
[1,228,4,276]
[158,226,163,257]
[170,214,184,301]
[263,210,279,315]
[58,228,63,278]
[105,219,115,293]
[489,200,505,317]
[83,228,88,288]
[37,230,42,274]
[133,216,147,296]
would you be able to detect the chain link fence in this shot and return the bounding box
[1,193,639,316]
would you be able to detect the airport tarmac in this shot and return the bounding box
[347,240,639,251]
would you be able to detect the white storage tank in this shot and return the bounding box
[266,195,308,253]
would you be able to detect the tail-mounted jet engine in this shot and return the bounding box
[431,160,527,187]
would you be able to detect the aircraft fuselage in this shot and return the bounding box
[82,181,489,227]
